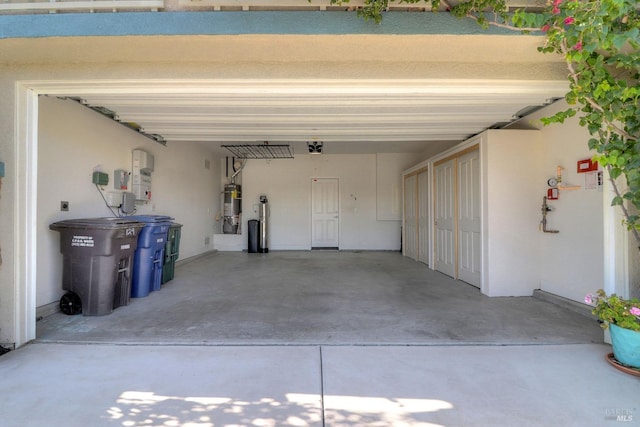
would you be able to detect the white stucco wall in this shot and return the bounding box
[240,153,405,251]
[521,102,606,303]
[0,70,16,346]
[37,96,220,308]
[376,153,417,221]
[481,130,543,297]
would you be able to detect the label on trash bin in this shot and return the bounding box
[71,235,94,248]
[121,244,131,250]
[126,228,136,237]
[157,238,164,243]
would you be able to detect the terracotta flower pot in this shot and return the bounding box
[609,323,640,369]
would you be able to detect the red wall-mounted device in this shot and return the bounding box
[577,158,598,173]
[547,188,559,200]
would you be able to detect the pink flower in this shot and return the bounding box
[630,307,640,316]
[552,6,560,14]
[541,24,551,32]
[564,17,575,25]
[553,0,562,6]
[585,294,593,304]
[573,41,583,51]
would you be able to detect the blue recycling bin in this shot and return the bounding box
[128,215,173,298]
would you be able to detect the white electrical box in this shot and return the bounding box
[133,149,154,172]
[105,191,136,214]
[132,149,154,201]
[106,191,122,207]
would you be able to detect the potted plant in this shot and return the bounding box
[586,290,640,370]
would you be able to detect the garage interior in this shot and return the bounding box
[1,0,631,348]
[26,51,591,344]
[3,9,636,426]
[32,75,577,343]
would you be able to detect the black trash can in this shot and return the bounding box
[248,219,259,253]
[49,218,145,316]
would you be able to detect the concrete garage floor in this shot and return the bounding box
[2,251,637,427]
[37,251,602,345]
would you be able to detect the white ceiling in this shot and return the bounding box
[1,2,571,158]
[55,78,568,156]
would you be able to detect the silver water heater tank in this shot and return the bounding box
[223,184,241,234]
[259,195,269,253]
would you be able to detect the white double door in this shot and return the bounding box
[434,149,481,287]
[311,178,340,248]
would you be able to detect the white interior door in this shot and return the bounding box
[457,150,481,287]
[311,178,340,248]
[417,169,430,265]
[435,159,456,278]
[403,174,417,260]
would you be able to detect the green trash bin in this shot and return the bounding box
[162,222,182,284]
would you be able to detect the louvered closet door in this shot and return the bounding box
[457,150,481,287]
[434,159,456,278]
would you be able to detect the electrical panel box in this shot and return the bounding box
[114,169,129,190]
[132,170,152,201]
[132,149,154,201]
[92,171,109,186]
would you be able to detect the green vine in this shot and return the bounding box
[333,0,640,247]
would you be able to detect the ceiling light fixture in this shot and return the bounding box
[307,141,323,154]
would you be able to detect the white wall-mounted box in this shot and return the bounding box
[133,149,154,172]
